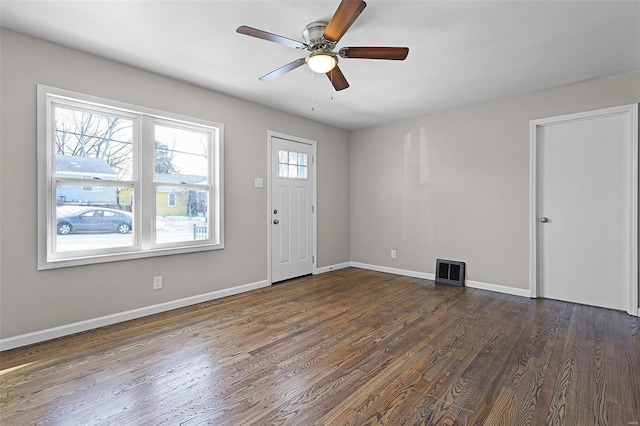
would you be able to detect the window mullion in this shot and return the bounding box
[211,133,221,245]
[140,116,155,250]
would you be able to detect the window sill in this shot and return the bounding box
[38,243,224,270]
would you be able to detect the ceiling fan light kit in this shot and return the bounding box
[237,0,409,91]
[307,51,338,73]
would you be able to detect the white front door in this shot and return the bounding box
[531,104,638,313]
[270,135,314,283]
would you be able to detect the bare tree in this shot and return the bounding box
[55,108,133,178]
[174,189,200,219]
[155,141,179,174]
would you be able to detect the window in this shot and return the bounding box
[278,149,308,179]
[38,85,224,269]
[82,176,104,192]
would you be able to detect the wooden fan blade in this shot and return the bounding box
[259,58,307,81]
[237,26,306,50]
[326,65,350,91]
[340,46,409,60]
[324,0,367,43]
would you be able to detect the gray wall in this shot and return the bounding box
[2,27,638,341]
[0,29,350,339]
[350,72,640,290]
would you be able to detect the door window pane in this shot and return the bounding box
[278,149,308,180]
[288,151,298,165]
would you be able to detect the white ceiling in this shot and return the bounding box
[2,1,639,130]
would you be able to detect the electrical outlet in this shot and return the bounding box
[391,250,397,259]
[153,276,163,290]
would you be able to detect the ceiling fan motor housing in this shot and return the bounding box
[303,21,335,51]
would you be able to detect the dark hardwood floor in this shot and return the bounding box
[1,268,639,425]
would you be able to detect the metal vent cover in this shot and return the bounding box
[435,259,465,287]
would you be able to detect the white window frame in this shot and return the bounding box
[168,192,177,207]
[82,175,103,192]
[37,85,224,269]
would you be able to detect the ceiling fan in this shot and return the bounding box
[236,0,409,91]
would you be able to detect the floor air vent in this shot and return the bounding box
[435,259,465,286]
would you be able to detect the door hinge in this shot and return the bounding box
[312,256,315,263]
[312,205,315,213]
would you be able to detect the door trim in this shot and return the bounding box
[529,104,638,316]
[267,131,317,284]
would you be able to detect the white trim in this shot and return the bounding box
[630,105,639,317]
[314,262,351,274]
[350,262,434,280]
[464,279,531,298]
[530,104,639,316]
[529,119,538,300]
[350,262,530,297]
[267,131,317,284]
[0,279,269,351]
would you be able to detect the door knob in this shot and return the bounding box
[273,219,279,225]
[539,217,549,223]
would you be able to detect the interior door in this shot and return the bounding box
[270,136,314,283]
[533,105,638,312]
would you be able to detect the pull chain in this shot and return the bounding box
[330,69,334,101]
[329,69,334,101]
[311,71,315,111]
[311,70,336,110]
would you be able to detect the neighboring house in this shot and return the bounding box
[117,187,134,212]
[118,173,207,216]
[56,154,118,205]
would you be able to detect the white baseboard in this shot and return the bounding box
[0,279,270,351]
[350,262,435,280]
[464,279,531,298]
[350,262,530,298]
[315,262,351,274]
[0,264,534,351]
